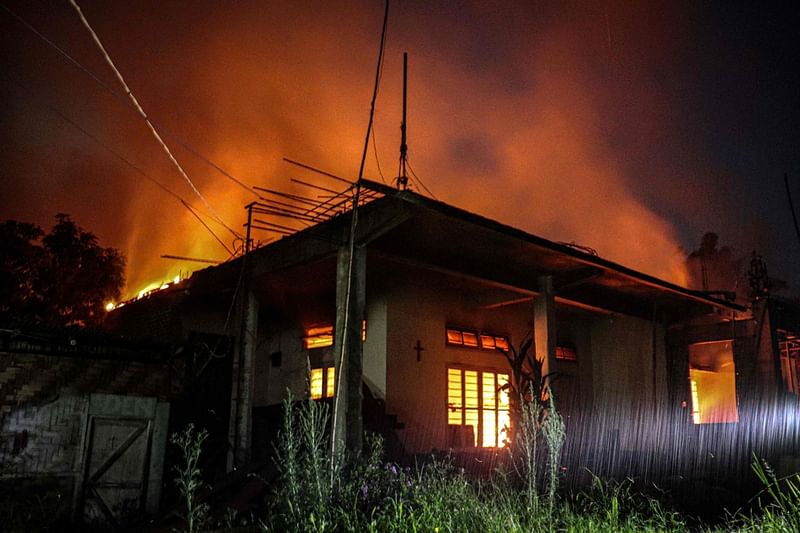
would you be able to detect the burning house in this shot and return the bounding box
[107,179,799,495]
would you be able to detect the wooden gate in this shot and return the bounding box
[77,394,169,529]
[82,417,152,527]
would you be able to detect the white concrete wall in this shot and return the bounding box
[253,296,389,406]
[254,325,314,406]
[589,315,668,451]
[363,295,388,399]
[248,265,670,459]
[383,279,531,454]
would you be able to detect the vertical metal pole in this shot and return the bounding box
[399,52,408,189]
[228,203,257,471]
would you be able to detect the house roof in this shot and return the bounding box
[187,179,741,323]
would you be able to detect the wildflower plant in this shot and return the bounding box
[542,387,566,518]
[170,423,210,533]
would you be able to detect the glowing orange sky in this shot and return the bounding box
[1,1,798,298]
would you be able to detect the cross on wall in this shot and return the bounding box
[414,340,424,361]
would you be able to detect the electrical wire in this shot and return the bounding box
[407,159,437,199]
[182,200,233,255]
[785,173,800,247]
[1,3,260,201]
[371,125,387,184]
[68,0,241,240]
[331,0,389,468]
[5,72,234,254]
[370,16,389,185]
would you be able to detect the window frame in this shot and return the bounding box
[555,346,578,362]
[304,324,334,350]
[687,339,739,425]
[303,321,367,350]
[446,326,510,353]
[778,329,800,396]
[310,364,336,399]
[446,365,511,449]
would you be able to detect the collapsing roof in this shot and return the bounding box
[188,179,741,323]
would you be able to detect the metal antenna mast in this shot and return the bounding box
[397,52,409,190]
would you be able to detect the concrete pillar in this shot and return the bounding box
[228,289,259,470]
[332,244,366,456]
[534,275,557,392]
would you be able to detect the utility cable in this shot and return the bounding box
[5,72,233,254]
[371,125,387,184]
[1,3,260,200]
[407,159,437,199]
[330,0,389,470]
[182,200,233,255]
[785,173,800,247]
[68,0,240,239]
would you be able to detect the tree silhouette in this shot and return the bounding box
[0,214,125,327]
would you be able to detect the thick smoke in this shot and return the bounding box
[3,1,734,295]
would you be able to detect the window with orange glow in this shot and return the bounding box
[304,325,334,349]
[494,337,510,352]
[310,366,335,399]
[447,367,510,448]
[778,329,800,395]
[688,340,738,424]
[556,346,577,361]
[303,321,366,349]
[480,335,496,350]
[446,327,509,352]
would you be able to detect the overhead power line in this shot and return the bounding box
[407,159,437,199]
[5,72,233,255]
[330,0,390,468]
[785,173,800,247]
[1,2,260,200]
[68,0,240,239]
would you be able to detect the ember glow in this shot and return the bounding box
[2,1,798,297]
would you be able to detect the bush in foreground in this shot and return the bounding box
[252,393,797,532]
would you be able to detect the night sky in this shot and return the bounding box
[1,1,798,298]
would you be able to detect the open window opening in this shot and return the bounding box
[310,365,335,399]
[688,340,738,424]
[447,367,510,448]
[778,329,800,395]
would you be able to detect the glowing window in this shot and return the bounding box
[304,325,333,349]
[304,321,366,349]
[310,366,335,399]
[446,328,463,345]
[556,346,577,361]
[494,337,510,352]
[462,331,479,347]
[447,327,509,352]
[688,340,738,424]
[446,328,478,347]
[447,367,510,448]
[778,330,800,395]
[480,335,496,350]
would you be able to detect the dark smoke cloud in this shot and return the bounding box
[1,1,797,297]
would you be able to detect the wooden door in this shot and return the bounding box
[81,417,152,528]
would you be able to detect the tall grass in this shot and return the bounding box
[512,384,542,515]
[260,389,800,533]
[542,390,565,519]
[728,458,800,532]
